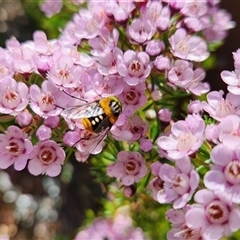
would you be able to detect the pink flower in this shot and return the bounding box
[167,59,209,95]
[118,82,147,116]
[36,125,52,141]
[6,37,36,75]
[40,0,62,17]
[103,0,135,22]
[141,1,170,31]
[117,50,151,86]
[29,80,67,118]
[0,126,33,171]
[185,189,240,240]
[158,108,172,122]
[140,139,153,152]
[204,144,240,203]
[107,151,147,186]
[188,100,203,114]
[16,110,33,127]
[221,70,240,95]
[28,140,65,177]
[0,77,29,116]
[47,55,82,88]
[169,28,209,62]
[146,40,165,56]
[89,28,119,57]
[202,91,240,121]
[127,19,155,44]
[0,47,14,81]
[158,114,205,160]
[166,207,202,240]
[111,115,148,143]
[74,213,145,240]
[157,157,199,209]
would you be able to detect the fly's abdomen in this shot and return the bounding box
[82,113,111,134]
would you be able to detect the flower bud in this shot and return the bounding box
[158,108,172,122]
[140,139,153,152]
[44,116,60,128]
[154,56,170,71]
[16,110,32,127]
[36,125,52,141]
[123,185,136,198]
[188,100,203,114]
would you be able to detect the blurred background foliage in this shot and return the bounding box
[1,0,240,239]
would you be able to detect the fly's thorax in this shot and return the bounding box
[99,97,122,125]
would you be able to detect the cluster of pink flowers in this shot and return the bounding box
[74,212,146,240]
[1,0,240,239]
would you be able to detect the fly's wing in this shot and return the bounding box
[76,127,110,155]
[61,101,104,120]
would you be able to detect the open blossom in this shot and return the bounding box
[47,55,82,88]
[185,189,240,240]
[167,59,209,95]
[0,48,14,81]
[118,82,147,116]
[107,151,147,186]
[28,140,65,177]
[202,91,240,121]
[0,126,33,171]
[127,18,155,44]
[157,114,205,160]
[0,77,29,115]
[29,80,67,118]
[157,157,199,209]
[166,208,202,240]
[204,144,240,203]
[169,28,209,62]
[141,1,170,31]
[117,50,151,86]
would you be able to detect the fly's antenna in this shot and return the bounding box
[62,89,88,103]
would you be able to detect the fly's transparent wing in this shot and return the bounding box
[61,101,104,120]
[75,127,110,155]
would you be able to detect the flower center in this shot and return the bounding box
[2,89,21,109]
[128,60,144,77]
[6,139,25,156]
[172,174,189,195]
[175,225,201,240]
[205,200,229,224]
[176,131,196,152]
[58,69,71,82]
[224,160,240,185]
[124,158,140,175]
[40,93,55,112]
[38,147,55,165]
[124,89,139,105]
[215,100,235,118]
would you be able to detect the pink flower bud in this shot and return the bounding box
[16,111,32,127]
[123,185,136,198]
[140,139,153,152]
[158,108,172,122]
[188,100,203,114]
[63,131,80,146]
[154,56,170,71]
[44,116,60,128]
[36,125,52,141]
